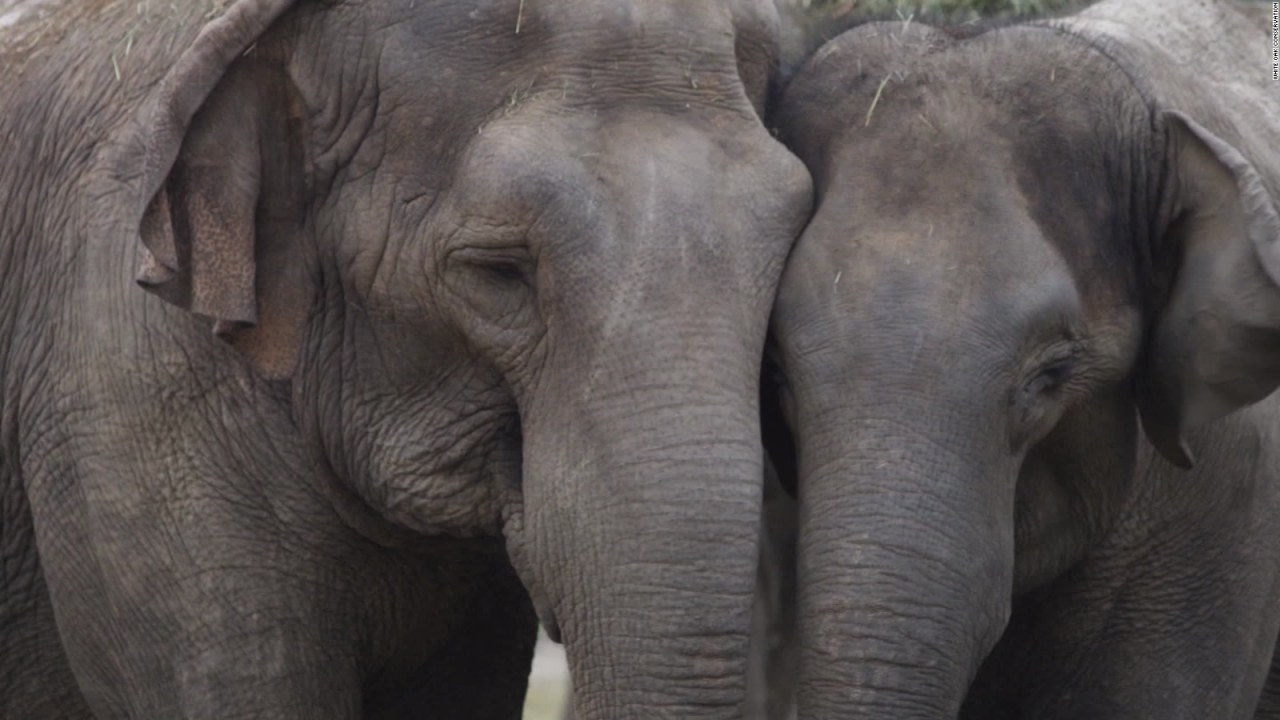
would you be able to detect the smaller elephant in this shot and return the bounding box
[766,0,1280,717]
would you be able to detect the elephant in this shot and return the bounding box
[764,0,1280,717]
[0,0,814,717]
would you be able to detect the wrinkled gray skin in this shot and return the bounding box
[768,0,1280,717]
[0,0,813,717]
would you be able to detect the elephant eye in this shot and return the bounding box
[453,247,534,288]
[481,260,527,284]
[1027,357,1075,396]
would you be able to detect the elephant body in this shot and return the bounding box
[0,0,812,718]
[769,0,1280,717]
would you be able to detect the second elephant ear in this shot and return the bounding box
[127,0,311,380]
[1137,112,1280,468]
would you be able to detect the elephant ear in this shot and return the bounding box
[127,0,310,380]
[1136,111,1280,468]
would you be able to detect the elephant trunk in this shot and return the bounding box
[792,393,1015,719]
[516,341,765,720]
[497,111,809,718]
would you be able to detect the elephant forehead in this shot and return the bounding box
[775,165,1084,345]
[397,0,758,112]
[531,0,774,51]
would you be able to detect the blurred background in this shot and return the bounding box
[523,629,570,720]
[520,0,1091,717]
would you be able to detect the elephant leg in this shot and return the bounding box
[1255,643,1280,720]
[0,462,93,719]
[759,465,798,720]
[745,458,798,720]
[368,556,538,720]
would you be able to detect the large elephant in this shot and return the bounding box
[0,0,813,717]
[766,0,1280,717]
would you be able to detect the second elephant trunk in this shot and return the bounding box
[792,391,1017,718]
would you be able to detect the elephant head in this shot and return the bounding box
[104,0,812,716]
[766,14,1280,718]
